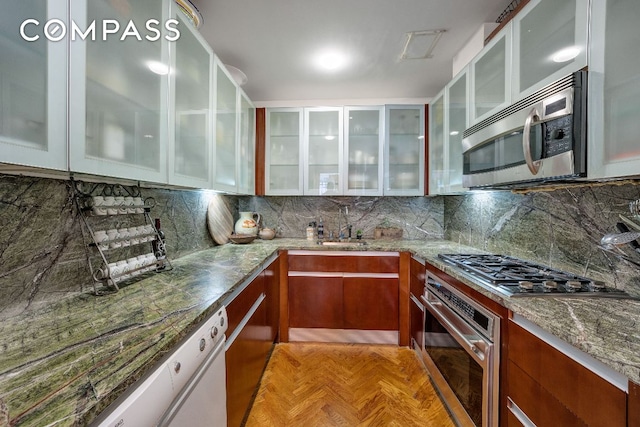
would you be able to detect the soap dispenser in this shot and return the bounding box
[317,219,324,240]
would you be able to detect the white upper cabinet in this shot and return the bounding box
[0,0,68,171]
[213,58,239,192]
[588,0,640,179]
[428,93,445,194]
[304,107,343,196]
[265,108,304,195]
[169,8,213,188]
[512,0,589,101]
[470,22,512,125]
[385,105,425,196]
[429,66,472,195]
[344,106,384,196]
[69,0,170,183]
[238,90,256,194]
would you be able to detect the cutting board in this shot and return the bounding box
[207,195,234,245]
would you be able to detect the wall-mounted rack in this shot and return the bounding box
[72,179,172,295]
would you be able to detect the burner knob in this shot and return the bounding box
[518,281,534,291]
[542,280,558,290]
[566,280,583,291]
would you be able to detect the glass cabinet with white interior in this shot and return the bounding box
[213,57,238,192]
[304,107,343,196]
[344,106,384,196]
[169,5,213,188]
[69,0,170,182]
[238,90,255,194]
[0,0,68,171]
[512,0,589,101]
[588,0,640,179]
[470,22,512,125]
[430,68,468,195]
[265,108,304,195]
[385,105,425,196]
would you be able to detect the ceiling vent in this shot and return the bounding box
[400,29,446,60]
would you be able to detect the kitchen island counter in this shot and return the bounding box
[1,238,639,426]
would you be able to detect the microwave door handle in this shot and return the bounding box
[523,107,542,175]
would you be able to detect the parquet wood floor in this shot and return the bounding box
[245,343,456,427]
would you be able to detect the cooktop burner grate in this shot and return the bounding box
[437,253,631,297]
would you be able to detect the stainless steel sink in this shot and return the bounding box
[319,240,368,246]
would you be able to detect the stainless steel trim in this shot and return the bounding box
[462,150,575,189]
[522,108,541,175]
[421,294,489,367]
[507,398,537,427]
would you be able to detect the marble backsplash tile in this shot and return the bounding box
[0,175,218,317]
[238,195,445,241]
[444,183,640,296]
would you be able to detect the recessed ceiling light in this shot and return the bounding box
[147,60,170,75]
[551,46,580,63]
[314,50,349,72]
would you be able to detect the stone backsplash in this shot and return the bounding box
[444,182,640,296]
[0,174,220,318]
[238,195,445,241]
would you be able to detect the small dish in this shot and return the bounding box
[228,233,256,244]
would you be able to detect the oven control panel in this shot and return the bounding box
[426,276,496,341]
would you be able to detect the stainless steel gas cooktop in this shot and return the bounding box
[438,253,632,298]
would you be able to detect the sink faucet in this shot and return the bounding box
[337,206,350,241]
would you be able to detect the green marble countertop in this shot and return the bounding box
[1,238,639,426]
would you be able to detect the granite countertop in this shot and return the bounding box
[1,238,639,426]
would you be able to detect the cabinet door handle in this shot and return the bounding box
[507,397,536,427]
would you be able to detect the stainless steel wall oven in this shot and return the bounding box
[420,273,500,427]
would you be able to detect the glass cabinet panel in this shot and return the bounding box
[344,107,383,195]
[238,91,255,194]
[214,60,238,191]
[471,23,512,124]
[266,108,303,195]
[69,0,169,182]
[446,70,468,193]
[385,105,425,196]
[304,108,343,195]
[170,11,212,187]
[0,0,67,170]
[589,0,640,179]
[513,0,588,100]
[428,94,445,194]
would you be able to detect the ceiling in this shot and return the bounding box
[192,0,511,106]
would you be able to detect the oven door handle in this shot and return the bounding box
[421,294,489,368]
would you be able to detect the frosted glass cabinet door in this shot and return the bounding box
[170,11,212,188]
[446,70,468,193]
[0,0,67,170]
[470,22,512,125]
[513,0,588,101]
[69,0,169,183]
[213,60,238,192]
[385,105,425,196]
[428,94,445,194]
[265,108,303,195]
[238,90,255,195]
[344,107,383,196]
[304,108,343,195]
[589,0,640,179]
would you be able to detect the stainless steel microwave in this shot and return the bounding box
[462,71,587,189]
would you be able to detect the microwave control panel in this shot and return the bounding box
[544,115,573,157]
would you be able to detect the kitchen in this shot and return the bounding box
[1,0,640,426]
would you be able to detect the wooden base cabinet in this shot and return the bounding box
[225,254,280,427]
[289,275,343,328]
[506,318,626,427]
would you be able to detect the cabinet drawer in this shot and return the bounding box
[410,257,425,296]
[507,360,586,427]
[288,251,399,273]
[509,321,626,426]
[226,274,265,338]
